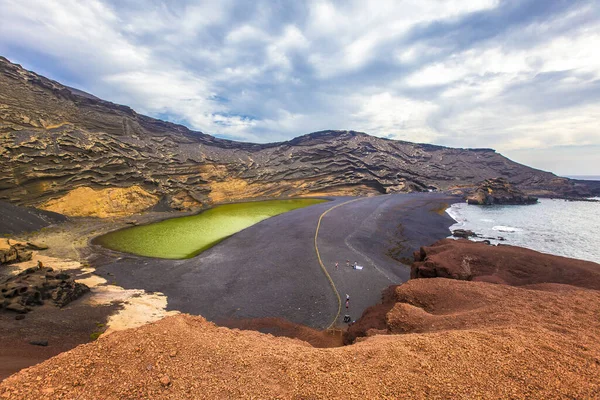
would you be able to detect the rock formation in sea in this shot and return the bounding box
[466,177,538,205]
[0,56,594,217]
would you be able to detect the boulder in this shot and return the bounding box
[466,177,538,205]
[452,229,477,239]
[0,239,33,265]
[0,266,89,313]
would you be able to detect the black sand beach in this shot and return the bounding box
[93,193,458,328]
[0,201,67,235]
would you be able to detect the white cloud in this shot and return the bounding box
[306,0,500,78]
[349,92,440,143]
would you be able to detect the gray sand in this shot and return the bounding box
[93,193,458,329]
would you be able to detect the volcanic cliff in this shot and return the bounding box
[0,56,591,217]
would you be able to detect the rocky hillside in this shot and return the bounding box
[465,177,538,205]
[0,56,590,217]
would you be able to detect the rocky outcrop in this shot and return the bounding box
[466,177,538,205]
[0,266,89,313]
[451,229,477,238]
[0,56,592,218]
[410,239,600,287]
[348,239,600,344]
[2,240,600,397]
[0,239,33,265]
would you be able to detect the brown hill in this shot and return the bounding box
[349,239,600,342]
[0,56,591,217]
[411,238,600,288]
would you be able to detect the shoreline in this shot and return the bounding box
[444,198,600,264]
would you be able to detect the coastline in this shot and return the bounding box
[445,198,600,264]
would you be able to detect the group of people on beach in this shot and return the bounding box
[334,260,359,269]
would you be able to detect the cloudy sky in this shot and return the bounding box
[1,0,599,175]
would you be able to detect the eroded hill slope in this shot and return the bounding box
[0,57,589,217]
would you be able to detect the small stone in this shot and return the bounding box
[160,375,171,386]
[29,340,48,347]
[169,351,177,358]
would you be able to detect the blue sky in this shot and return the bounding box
[0,0,599,175]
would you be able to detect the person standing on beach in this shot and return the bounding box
[335,262,338,270]
[345,299,349,309]
[346,260,350,267]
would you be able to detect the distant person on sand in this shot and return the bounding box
[346,260,350,267]
[345,299,349,309]
[335,262,338,270]
[346,294,350,301]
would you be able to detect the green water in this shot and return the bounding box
[95,198,327,259]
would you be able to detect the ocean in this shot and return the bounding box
[446,198,600,264]
[565,175,600,180]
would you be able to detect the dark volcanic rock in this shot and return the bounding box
[0,56,588,215]
[452,229,477,239]
[466,177,538,205]
[0,266,89,313]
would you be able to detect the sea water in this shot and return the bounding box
[447,198,600,264]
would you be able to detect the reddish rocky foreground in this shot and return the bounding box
[2,240,600,399]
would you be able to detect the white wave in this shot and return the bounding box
[492,225,523,233]
[480,218,494,223]
[445,204,466,225]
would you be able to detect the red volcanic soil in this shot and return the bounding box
[2,240,600,399]
[349,239,600,342]
[217,317,344,348]
[411,238,600,288]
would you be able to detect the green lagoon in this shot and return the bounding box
[95,198,327,259]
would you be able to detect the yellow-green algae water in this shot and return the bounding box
[95,198,327,259]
